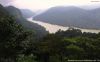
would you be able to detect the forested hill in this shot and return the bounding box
[33,28,100,62]
[5,6,48,38]
[0,4,9,16]
[0,4,36,62]
[33,6,100,29]
[1,4,100,62]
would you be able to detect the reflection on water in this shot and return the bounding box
[28,18,100,33]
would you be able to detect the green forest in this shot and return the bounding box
[0,4,100,62]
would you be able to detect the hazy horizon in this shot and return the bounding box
[0,0,100,12]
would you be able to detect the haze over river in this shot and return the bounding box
[28,18,100,33]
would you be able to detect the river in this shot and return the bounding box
[27,18,100,33]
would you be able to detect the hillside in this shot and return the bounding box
[0,4,100,62]
[5,6,48,38]
[0,4,36,62]
[33,6,100,29]
[20,9,35,18]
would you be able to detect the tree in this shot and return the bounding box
[0,15,34,62]
[17,54,37,62]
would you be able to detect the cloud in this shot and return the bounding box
[10,0,100,11]
[0,0,14,5]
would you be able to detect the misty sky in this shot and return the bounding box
[0,0,100,11]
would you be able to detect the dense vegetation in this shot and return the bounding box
[0,4,100,62]
[5,6,48,38]
[0,4,35,62]
[32,28,100,62]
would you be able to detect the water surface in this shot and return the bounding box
[28,18,100,33]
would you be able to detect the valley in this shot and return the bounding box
[28,17,100,33]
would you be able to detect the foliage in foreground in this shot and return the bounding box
[17,54,37,62]
[0,4,100,62]
[32,29,100,62]
[0,11,34,62]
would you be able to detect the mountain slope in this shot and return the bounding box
[33,6,100,29]
[5,6,48,38]
[0,4,9,16]
[0,4,34,61]
[20,9,35,18]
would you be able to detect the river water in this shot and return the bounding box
[27,18,100,33]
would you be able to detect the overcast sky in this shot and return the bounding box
[0,0,100,11]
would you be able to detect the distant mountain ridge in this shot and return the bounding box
[20,9,35,18]
[33,6,100,29]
